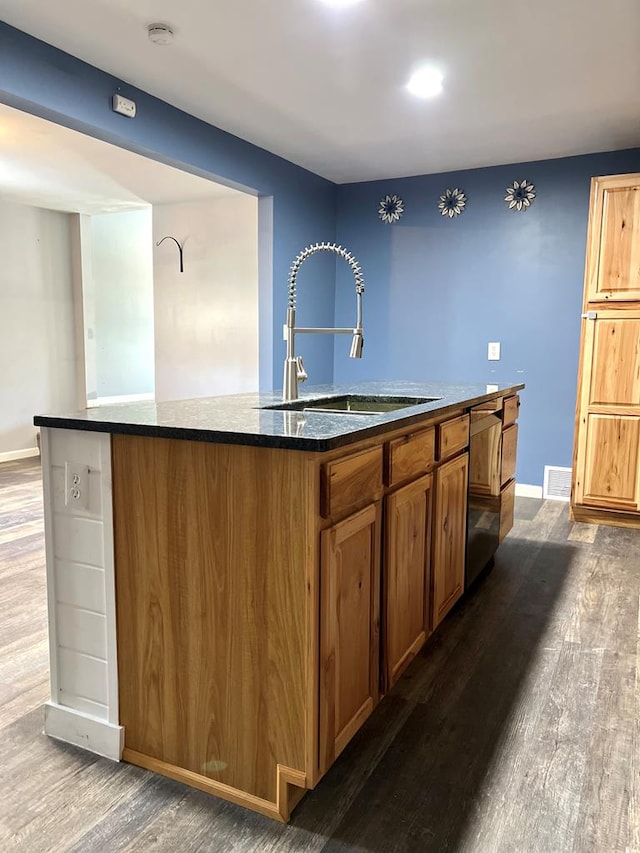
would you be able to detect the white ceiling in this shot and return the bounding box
[2,0,640,183]
[0,102,244,214]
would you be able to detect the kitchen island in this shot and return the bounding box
[34,380,523,821]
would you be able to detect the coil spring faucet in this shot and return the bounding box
[283,242,365,401]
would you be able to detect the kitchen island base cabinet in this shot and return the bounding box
[37,384,523,823]
[319,503,381,775]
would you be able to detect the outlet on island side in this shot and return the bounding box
[487,341,501,361]
[64,462,90,511]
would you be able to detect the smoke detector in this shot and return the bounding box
[148,23,174,45]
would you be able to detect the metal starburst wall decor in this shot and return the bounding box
[505,179,536,211]
[438,187,467,218]
[378,194,404,224]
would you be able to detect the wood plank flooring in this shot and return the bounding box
[1,460,639,852]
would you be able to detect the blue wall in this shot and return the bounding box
[3,23,639,485]
[334,150,640,486]
[0,22,337,391]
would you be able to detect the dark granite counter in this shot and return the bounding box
[34,380,524,452]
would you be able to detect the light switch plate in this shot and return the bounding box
[64,462,90,511]
[488,342,501,361]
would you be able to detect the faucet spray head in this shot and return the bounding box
[349,331,364,359]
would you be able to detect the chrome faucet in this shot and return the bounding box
[283,242,365,401]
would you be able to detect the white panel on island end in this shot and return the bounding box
[40,427,123,760]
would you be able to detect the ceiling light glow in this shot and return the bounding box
[406,66,443,98]
[318,0,365,8]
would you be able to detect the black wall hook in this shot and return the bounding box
[156,236,184,272]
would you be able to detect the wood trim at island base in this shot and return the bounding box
[570,504,640,530]
[122,749,308,822]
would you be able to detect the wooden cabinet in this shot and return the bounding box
[385,427,435,487]
[469,417,502,497]
[574,310,640,510]
[499,479,516,543]
[383,473,433,690]
[501,423,518,486]
[432,452,469,628]
[109,397,518,822]
[577,414,640,510]
[319,503,381,774]
[584,175,640,303]
[438,414,470,461]
[503,394,520,427]
[580,310,640,409]
[573,173,640,527]
[321,446,383,518]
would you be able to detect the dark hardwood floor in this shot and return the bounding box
[1,458,638,852]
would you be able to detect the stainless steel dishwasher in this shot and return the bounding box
[466,399,504,589]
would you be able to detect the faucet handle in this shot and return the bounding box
[296,356,307,383]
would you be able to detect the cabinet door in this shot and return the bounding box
[468,421,502,497]
[384,474,433,690]
[582,311,640,409]
[499,479,516,543]
[573,310,640,509]
[585,175,640,302]
[319,503,381,775]
[500,424,518,487]
[432,453,469,629]
[577,414,640,510]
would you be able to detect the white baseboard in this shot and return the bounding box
[515,483,544,499]
[0,447,40,464]
[44,702,124,761]
[87,392,154,408]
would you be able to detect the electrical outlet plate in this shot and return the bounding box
[64,462,90,511]
[112,93,137,118]
[488,342,501,361]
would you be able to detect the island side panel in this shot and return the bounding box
[41,427,123,759]
[111,434,317,807]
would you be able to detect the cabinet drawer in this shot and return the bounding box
[501,424,518,486]
[503,395,520,427]
[321,446,383,518]
[385,427,435,487]
[438,414,470,461]
[499,479,516,543]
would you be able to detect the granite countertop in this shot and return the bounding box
[34,380,525,452]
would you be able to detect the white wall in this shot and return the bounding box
[153,195,259,401]
[0,202,77,455]
[89,210,155,400]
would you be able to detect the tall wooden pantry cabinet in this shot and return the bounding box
[572,173,640,527]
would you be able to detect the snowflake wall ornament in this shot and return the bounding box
[505,179,536,211]
[378,194,404,224]
[438,188,467,218]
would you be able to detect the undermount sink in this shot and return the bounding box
[262,394,441,416]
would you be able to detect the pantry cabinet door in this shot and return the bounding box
[585,175,640,303]
[584,312,640,409]
[577,414,640,511]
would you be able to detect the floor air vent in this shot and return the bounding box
[543,466,572,501]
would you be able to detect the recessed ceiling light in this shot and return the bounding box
[406,66,443,98]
